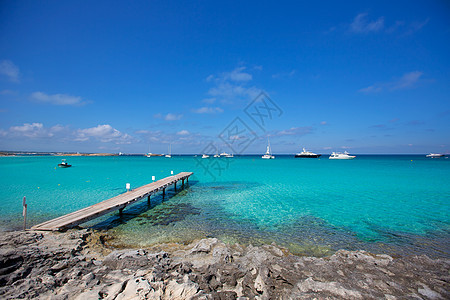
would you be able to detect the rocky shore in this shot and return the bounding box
[0,230,448,299]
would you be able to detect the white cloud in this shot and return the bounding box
[320,121,327,125]
[350,13,384,33]
[208,82,261,103]
[164,113,183,121]
[359,71,423,93]
[0,60,20,82]
[202,97,216,104]
[275,126,313,137]
[226,67,252,82]
[272,70,296,79]
[7,123,65,138]
[192,106,224,114]
[76,124,134,144]
[358,85,382,93]
[404,18,429,36]
[391,71,423,90]
[9,123,48,138]
[0,89,16,95]
[205,66,263,104]
[31,91,86,106]
[177,130,190,135]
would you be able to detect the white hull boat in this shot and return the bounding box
[262,138,275,159]
[329,151,356,160]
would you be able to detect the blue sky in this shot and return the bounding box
[0,0,449,154]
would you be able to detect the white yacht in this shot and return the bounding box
[426,153,445,158]
[165,144,172,158]
[329,151,356,160]
[202,154,210,158]
[220,152,234,158]
[262,138,275,159]
[295,148,321,158]
[213,154,220,158]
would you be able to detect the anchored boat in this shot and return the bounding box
[295,148,321,158]
[329,151,356,160]
[262,138,275,159]
[58,159,72,168]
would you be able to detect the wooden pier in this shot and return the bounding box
[31,172,193,231]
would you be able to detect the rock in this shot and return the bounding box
[0,232,449,300]
[164,277,201,299]
[190,238,218,254]
[296,277,363,299]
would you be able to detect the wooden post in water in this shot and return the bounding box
[22,196,27,231]
[182,179,185,187]
[163,188,165,199]
[147,195,150,205]
[119,207,124,216]
[174,181,177,191]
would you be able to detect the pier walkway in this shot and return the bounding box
[31,172,193,231]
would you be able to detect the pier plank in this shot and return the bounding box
[31,172,193,231]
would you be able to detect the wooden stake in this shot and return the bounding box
[22,196,27,231]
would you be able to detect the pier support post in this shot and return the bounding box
[22,196,27,231]
[182,179,185,187]
[119,207,124,216]
[147,195,150,205]
[174,181,177,191]
[163,188,165,199]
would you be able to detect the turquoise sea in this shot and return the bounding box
[0,155,449,257]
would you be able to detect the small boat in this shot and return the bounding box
[213,154,220,158]
[295,148,321,158]
[262,138,275,159]
[329,151,356,160]
[426,153,445,158]
[58,159,72,168]
[165,144,172,158]
[202,154,210,158]
[220,151,234,158]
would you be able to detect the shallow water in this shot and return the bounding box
[0,155,449,257]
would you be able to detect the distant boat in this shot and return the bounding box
[58,159,72,168]
[219,152,234,158]
[202,154,209,158]
[329,151,356,160]
[426,153,445,158]
[295,147,321,158]
[262,138,275,159]
[165,144,172,158]
[213,154,220,158]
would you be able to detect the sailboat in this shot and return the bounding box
[146,144,153,157]
[262,138,275,159]
[165,144,172,158]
